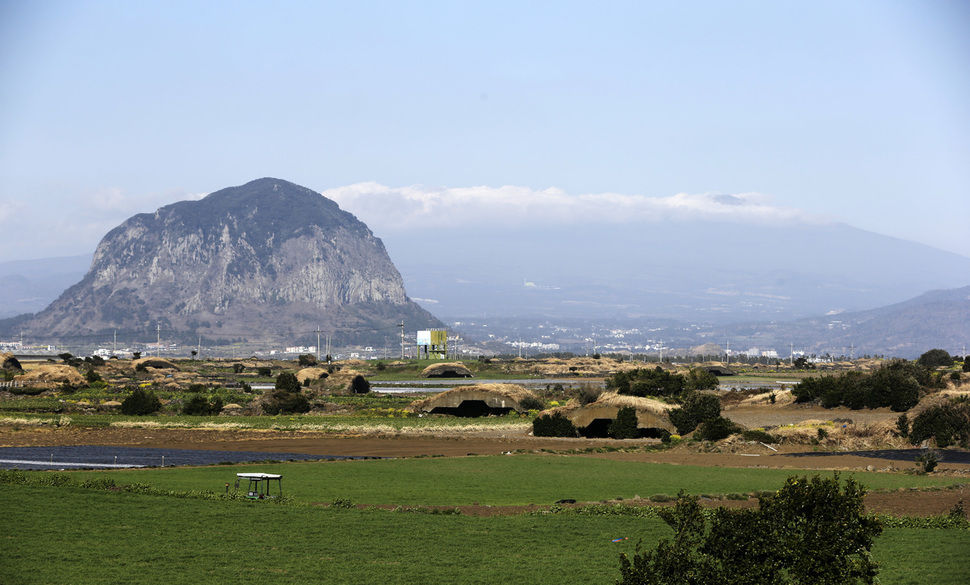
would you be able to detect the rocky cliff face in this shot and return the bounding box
[30,178,442,344]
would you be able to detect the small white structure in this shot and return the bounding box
[235,472,283,499]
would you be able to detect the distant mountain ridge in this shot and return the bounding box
[22,178,442,345]
[385,221,970,323]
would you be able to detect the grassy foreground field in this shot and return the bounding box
[3,485,968,585]
[89,455,963,506]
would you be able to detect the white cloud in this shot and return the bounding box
[322,183,825,233]
[86,187,206,214]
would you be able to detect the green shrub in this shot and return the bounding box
[896,413,909,438]
[608,406,639,439]
[519,395,545,411]
[275,372,301,393]
[120,387,161,415]
[350,375,371,394]
[181,394,223,416]
[695,416,742,441]
[915,449,941,473]
[741,429,777,443]
[793,360,925,411]
[617,474,882,585]
[576,385,602,405]
[918,349,954,368]
[909,400,970,448]
[607,367,685,398]
[686,368,719,391]
[668,392,721,435]
[532,412,579,437]
[298,353,318,367]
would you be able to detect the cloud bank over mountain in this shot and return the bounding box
[324,183,830,233]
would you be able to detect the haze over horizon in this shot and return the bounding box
[1,1,968,265]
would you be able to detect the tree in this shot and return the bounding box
[909,399,970,448]
[181,394,223,416]
[351,374,371,394]
[686,368,719,391]
[298,353,318,367]
[607,367,686,398]
[618,474,882,585]
[532,412,579,437]
[695,416,742,441]
[917,349,954,369]
[668,392,721,435]
[275,371,301,393]
[609,406,639,439]
[121,387,162,415]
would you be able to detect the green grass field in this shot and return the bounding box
[3,484,967,585]
[82,455,961,506]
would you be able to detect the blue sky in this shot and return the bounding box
[1,0,968,262]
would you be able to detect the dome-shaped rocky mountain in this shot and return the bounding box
[28,178,443,345]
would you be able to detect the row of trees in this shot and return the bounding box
[792,359,936,411]
[606,367,719,397]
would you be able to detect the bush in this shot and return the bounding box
[609,406,639,439]
[695,416,742,441]
[918,348,954,368]
[532,412,579,437]
[518,395,545,411]
[298,353,318,367]
[668,392,721,435]
[686,368,719,391]
[84,370,103,384]
[181,394,223,416]
[793,360,925,411]
[257,367,272,377]
[263,391,310,415]
[741,429,777,443]
[121,387,161,415]
[915,449,941,473]
[909,400,970,448]
[607,367,685,397]
[617,474,882,585]
[576,385,602,405]
[350,375,371,394]
[275,372,301,394]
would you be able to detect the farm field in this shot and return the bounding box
[3,478,969,585]
[75,455,965,507]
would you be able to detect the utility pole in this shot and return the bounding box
[399,322,405,360]
[156,323,161,357]
[315,327,323,361]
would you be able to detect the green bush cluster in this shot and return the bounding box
[695,416,743,441]
[917,349,954,369]
[792,359,928,411]
[532,412,579,437]
[609,406,639,439]
[668,392,722,435]
[607,367,685,397]
[181,394,224,416]
[120,387,162,415]
[617,474,883,585]
[909,399,970,448]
